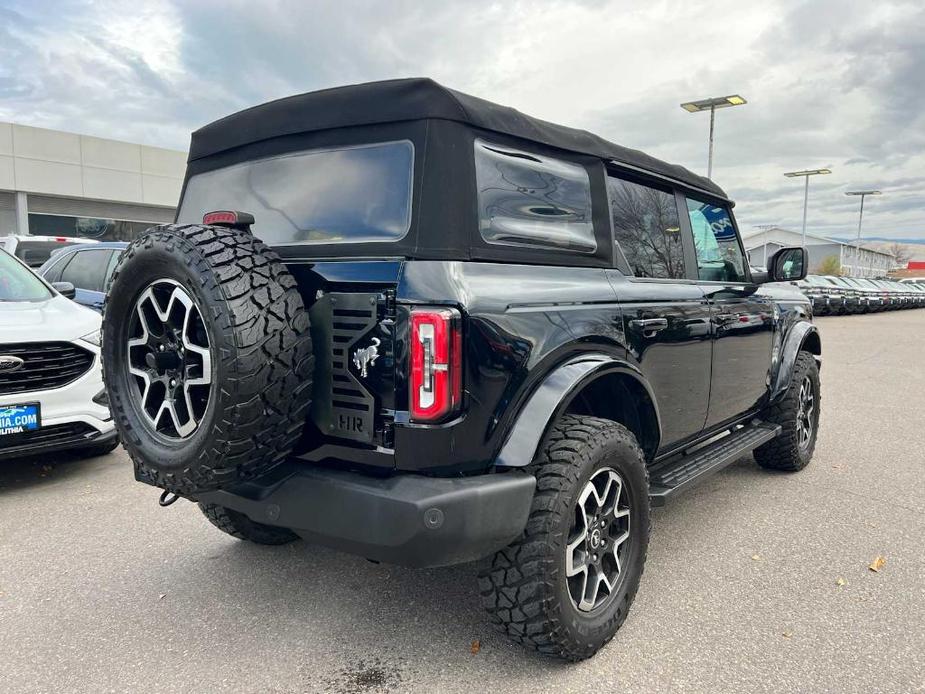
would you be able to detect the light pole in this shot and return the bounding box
[783,168,832,248]
[845,190,881,277]
[680,94,747,180]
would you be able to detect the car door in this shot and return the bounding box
[605,173,713,451]
[682,195,775,429]
[59,248,115,310]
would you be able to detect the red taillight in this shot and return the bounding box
[410,308,462,422]
[202,210,255,229]
[203,210,239,225]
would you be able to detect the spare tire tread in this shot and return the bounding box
[103,223,314,497]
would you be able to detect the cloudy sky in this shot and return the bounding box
[2,0,923,240]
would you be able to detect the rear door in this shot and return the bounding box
[606,173,713,450]
[682,196,775,428]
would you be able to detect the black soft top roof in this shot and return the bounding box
[189,77,727,199]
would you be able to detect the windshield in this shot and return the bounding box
[0,250,53,302]
[177,141,414,246]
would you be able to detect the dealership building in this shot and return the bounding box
[743,227,896,278]
[0,121,185,241]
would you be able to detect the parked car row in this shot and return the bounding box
[795,275,925,315]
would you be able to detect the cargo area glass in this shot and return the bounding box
[178,141,414,245]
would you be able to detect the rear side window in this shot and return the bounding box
[60,249,113,292]
[474,140,595,253]
[685,199,747,282]
[178,141,414,246]
[607,176,684,279]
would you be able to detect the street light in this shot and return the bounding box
[680,94,747,180]
[845,190,882,277]
[783,168,832,247]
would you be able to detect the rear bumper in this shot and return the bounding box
[197,464,536,568]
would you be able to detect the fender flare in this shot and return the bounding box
[494,354,662,468]
[771,322,821,401]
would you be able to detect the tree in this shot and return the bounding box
[816,255,843,276]
[886,242,912,267]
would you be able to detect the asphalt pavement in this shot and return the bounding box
[1,311,923,693]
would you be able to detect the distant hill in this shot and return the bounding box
[865,236,925,246]
[828,236,925,246]
[847,239,925,264]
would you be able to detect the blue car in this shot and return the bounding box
[37,242,129,312]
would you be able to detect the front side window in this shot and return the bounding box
[0,250,52,302]
[475,139,595,253]
[60,250,113,292]
[608,176,684,279]
[686,199,747,282]
[178,141,414,246]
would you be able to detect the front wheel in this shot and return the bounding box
[478,415,650,661]
[754,351,820,472]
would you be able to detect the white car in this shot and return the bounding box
[1,234,99,268]
[0,249,117,459]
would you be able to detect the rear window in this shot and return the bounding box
[177,141,414,245]
[474,139,595,253]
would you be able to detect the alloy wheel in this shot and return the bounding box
[126,279,212,439]
[796,375,815,450]
[565,467,632,613]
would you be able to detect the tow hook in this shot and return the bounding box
[158,490,181,507]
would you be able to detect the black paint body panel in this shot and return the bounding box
[282,259,815,475]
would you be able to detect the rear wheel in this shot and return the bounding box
[478,415,650,661]
[754,351,820,472]
[102,224,314,498]
[199,503,298,545]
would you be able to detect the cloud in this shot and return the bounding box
[0,0,922,239]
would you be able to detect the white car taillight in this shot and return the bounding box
[409,308,462,422]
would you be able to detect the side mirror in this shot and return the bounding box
[768,247,806,283]
[52,281,76,300]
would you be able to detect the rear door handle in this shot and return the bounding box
[629,318,669,336]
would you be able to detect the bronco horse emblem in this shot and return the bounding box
[352,338,381,378]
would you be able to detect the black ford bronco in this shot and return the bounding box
[101,78,821,660]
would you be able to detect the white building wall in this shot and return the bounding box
[0,121,186,236]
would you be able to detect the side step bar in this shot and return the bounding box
[648,421,781,506]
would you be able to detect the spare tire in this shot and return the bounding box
[102,224,314,497]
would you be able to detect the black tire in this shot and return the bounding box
[199,503,298,545]
[478,415,650,661]
[754,351,820,472]
[102,224,314,498]
[78,437,120,458]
